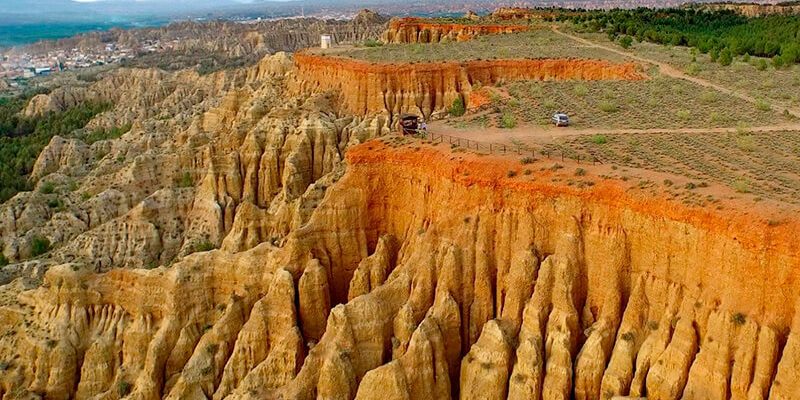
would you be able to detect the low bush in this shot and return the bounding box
[39,181,55,194]
[590,134,608,144]
[598,101,619,113]
[499,113,517,129]
[118,381,132,397]
[30,236,51,257]
[448,97,466,117]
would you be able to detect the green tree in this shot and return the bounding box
[618,35,633,49]
[718,48,733,66]
[448,97,466,117]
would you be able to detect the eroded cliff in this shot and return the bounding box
[382,18,529,44]
[292,53,644,119]
[1,137,798,400]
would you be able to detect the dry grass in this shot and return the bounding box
[323,29,630,63]
[545,130,800,204]
[453,74,790,130]
[569,28,800,114]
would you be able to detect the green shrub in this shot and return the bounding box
[574,168,586,176]
[118,381,132,397]
[30,236,51,257]
[685,63,701,76]
[499,113,517,129]
[731,312,746,326]
[618,35,633,49]
[590,134,608,145]
[177,172,193,188]
[195,241,216,253]
[733,178,751,193]
[82,123,132,145]
[755,100,771,112]
[448,97,466,117]
[735,135,756,152]
[362,39,383,48]
[718,48,733,66]
[46,198,62,209]
[573,84,589,97]
[772,55,784,69]
[755,59,768,71]
[598,101,619,113]
[0,254,8,267]
[39,181,55,194]
[700,91,717,103]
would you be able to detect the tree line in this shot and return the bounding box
[562,8,800,67]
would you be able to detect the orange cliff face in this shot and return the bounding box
[382,17,529,43]
[292,53,645,119]
[346,141,800,329]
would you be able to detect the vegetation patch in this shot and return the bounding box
[545,130,800,205]
[30,236,51,257]
[0,95,110,202]
[567,9,800,66]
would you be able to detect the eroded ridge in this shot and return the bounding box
[293,53,645,119]
[3,140,799,400]
[382,17,529,44]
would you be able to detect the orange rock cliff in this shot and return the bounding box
[5,139,800,399]
[292,53,644,119]
[382,17,529,44]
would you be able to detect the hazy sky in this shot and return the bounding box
[0,0,302,23]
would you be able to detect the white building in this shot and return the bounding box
[321,35,332,49]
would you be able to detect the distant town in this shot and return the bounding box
[1,41,158,82]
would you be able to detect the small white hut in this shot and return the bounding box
[320,35,333,49]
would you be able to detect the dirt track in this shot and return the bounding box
[552,27,800,119]
[431,28,800,145]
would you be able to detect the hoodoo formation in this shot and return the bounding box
[293,54,644,119]
[1,6,800,400]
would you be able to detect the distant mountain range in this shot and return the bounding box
[0,0,787,48]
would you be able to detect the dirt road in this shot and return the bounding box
[429,120,800,146]
[430,28,800,145]
[552,27,800,119]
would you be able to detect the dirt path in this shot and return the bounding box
[429,28,800,145]
[430,120,800,146]
[551,27,800,119]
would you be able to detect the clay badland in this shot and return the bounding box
[1,9,800,400]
